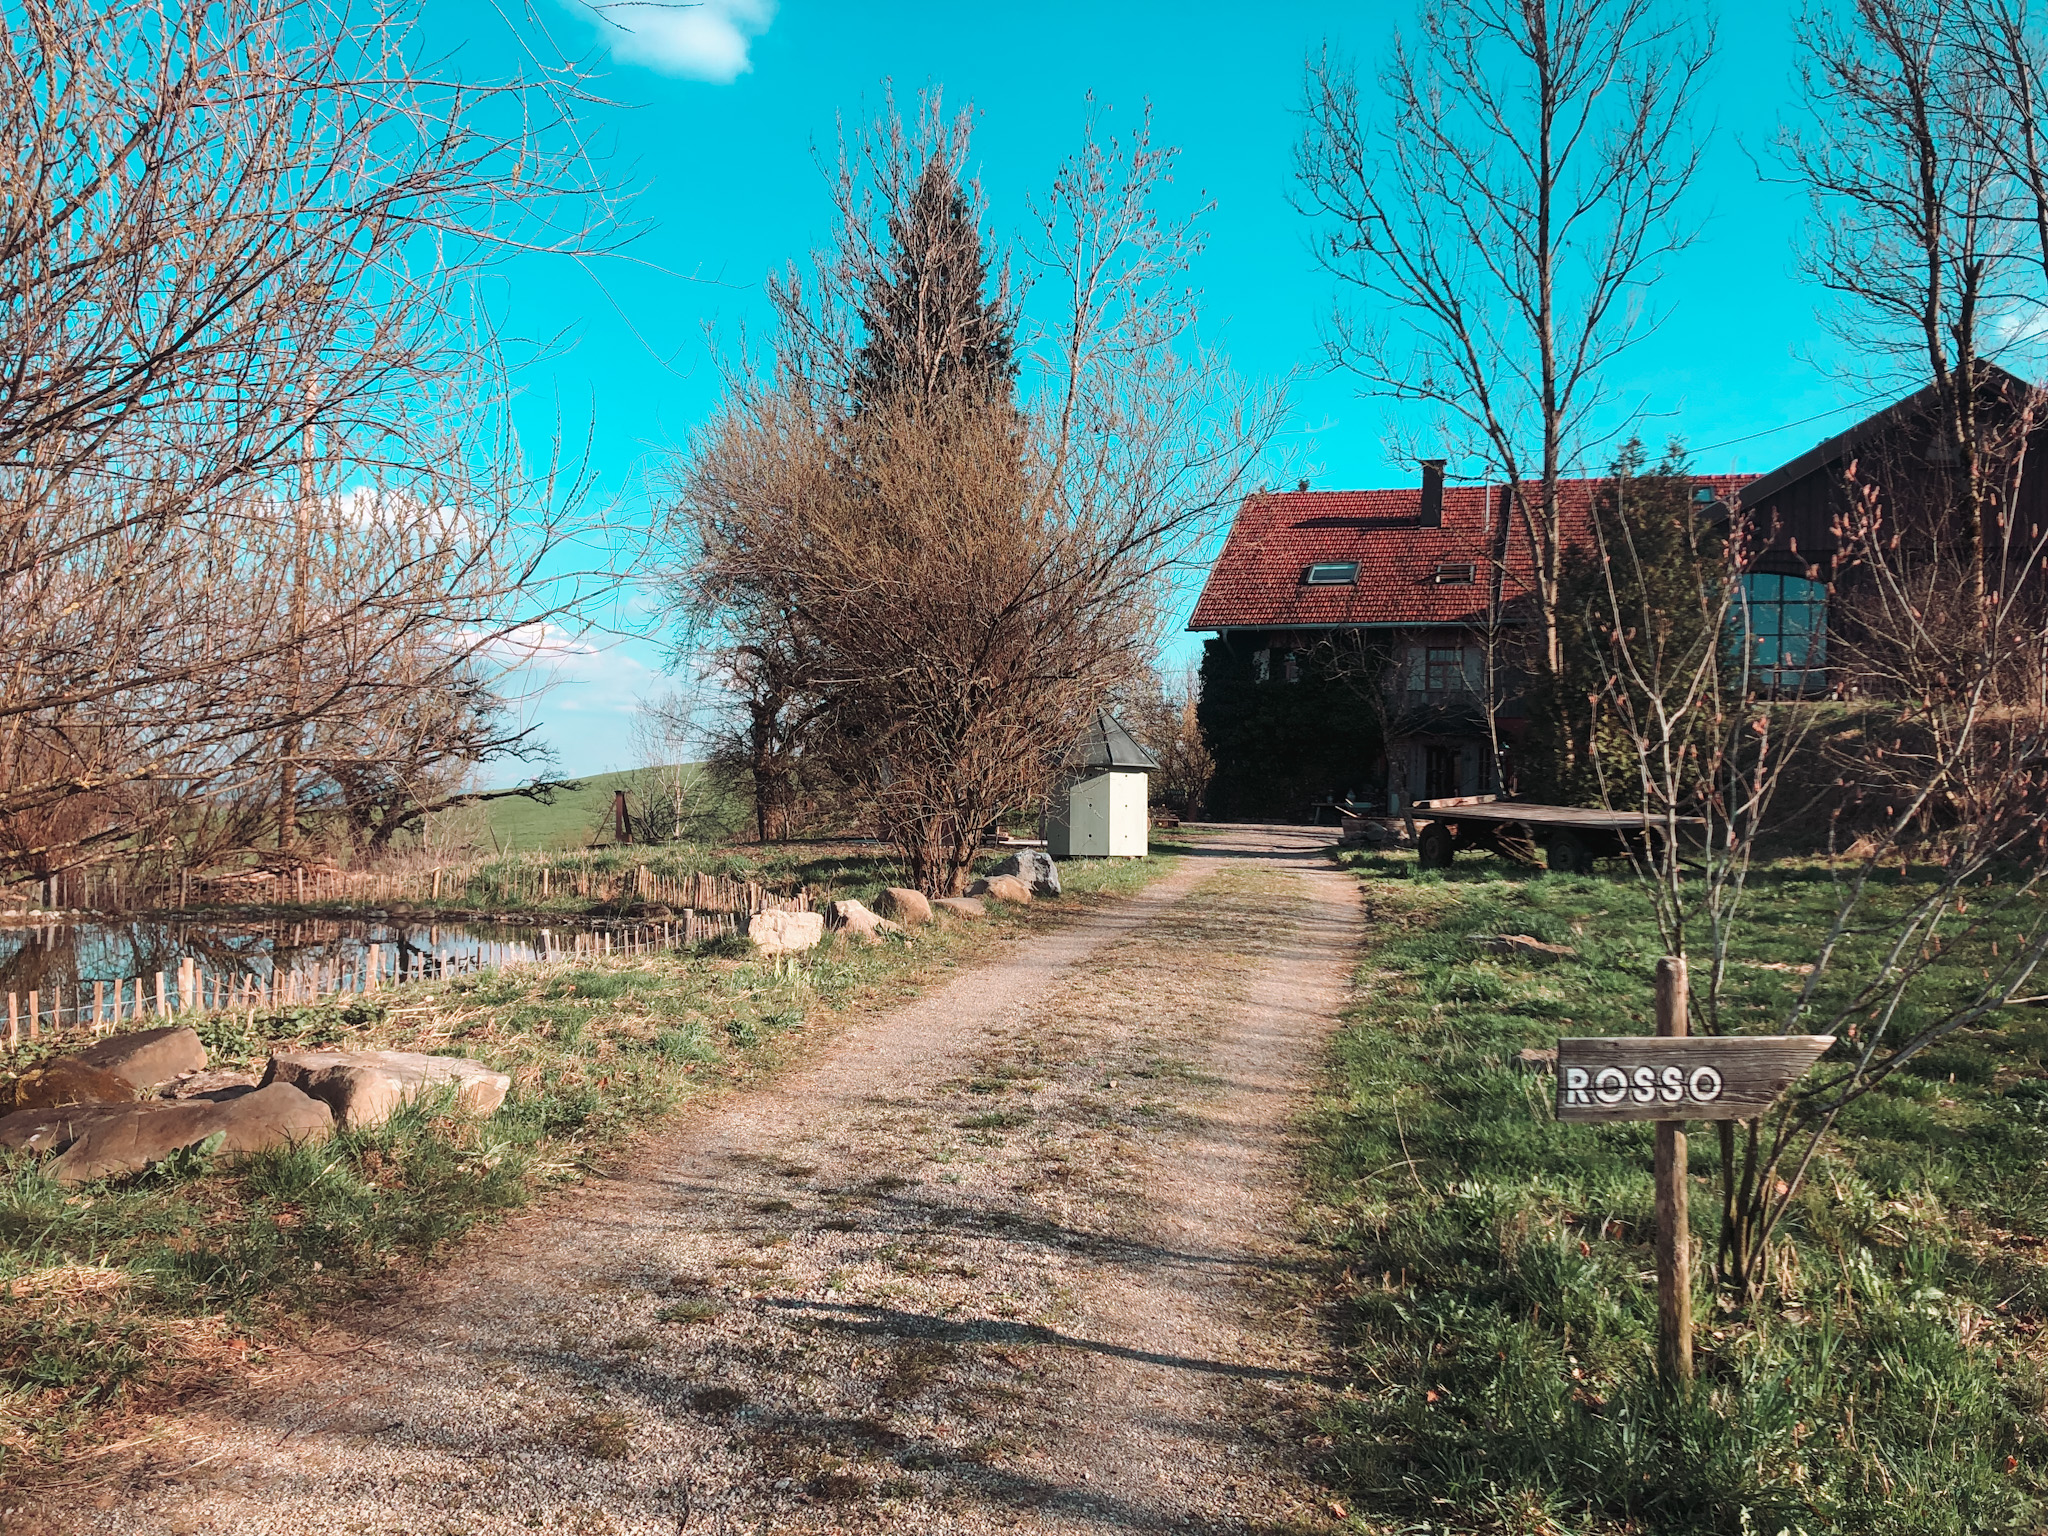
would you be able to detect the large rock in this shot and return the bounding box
[263,1049,511,1131]
[826,899,905,946]
[994,849,1062,897]
[966,874,1033,905]
[73,1026,207,1090]
[4,1058,137,1114]
[875,887,933,926]
[748,909,825,956]
[932,896,987,921]
[0,1083,335,1187]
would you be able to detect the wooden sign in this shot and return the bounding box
[1555,1034,1833,1123]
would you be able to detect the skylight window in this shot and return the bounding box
[1304,561,1358,585]
[1432,561,1476,585]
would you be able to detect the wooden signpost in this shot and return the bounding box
[1554,957,1833,1384]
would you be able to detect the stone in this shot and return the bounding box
[875,887,933,926]
[1340,815,1396,848]
[1514,1047,1559,1074]
[1482,934,1577,962]
[45,1083,334,1186]
[262,1050,511,1131]
[72,1026,208,1090]
[994,849,1062,897]
[932,896,987,920]
[168,1069,263,1101]
[0,1101,135,1157]
[826,899,905,945]
[966,874,1033,905]
[747,909,825,956]
[4,1058,137,1114]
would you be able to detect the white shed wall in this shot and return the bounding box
[1045,769,1150,858]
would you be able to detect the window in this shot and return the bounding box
[1733,574,1827,692]
[1693,485,1718,504]
[1253,647,1271,683]
[1304,561,1358,585]
[1426,646,1471,692]
[1432,561,1476,585]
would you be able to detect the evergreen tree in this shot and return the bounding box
[850,155,1017,412]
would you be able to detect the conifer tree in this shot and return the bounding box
[849,155,1017,413]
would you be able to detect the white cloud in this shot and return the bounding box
[601,0,776,83]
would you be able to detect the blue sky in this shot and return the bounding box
[464,0,1887,780]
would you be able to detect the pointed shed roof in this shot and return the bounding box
[1075,709,1157,771]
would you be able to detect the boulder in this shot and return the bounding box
[4,1058,136,1114]
[966,874,1033,905]
[46,1083,334,1186]
[1481,934,1577,962]
[263,1049,511,1131]
[0,1101,136,1157]
[994,849,1062,897]
[875,887,933,926]
[932,896,987,921]
[72,1026,208,1090]
[747,909,825,957]
[826,899,905,945]
[169,1069,264,1101]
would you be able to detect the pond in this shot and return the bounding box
[0,913,682,1038]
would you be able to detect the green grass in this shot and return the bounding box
[0,844,1181,1480]
[1313,849,2048,1536]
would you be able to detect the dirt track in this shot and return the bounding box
[80,826,1362,1536]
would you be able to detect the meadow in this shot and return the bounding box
[1311,850,2048,1536]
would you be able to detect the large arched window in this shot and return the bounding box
[1734,573,1828,692]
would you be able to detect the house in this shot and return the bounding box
[1187,463,1751,817]
[1733,368,2048,695]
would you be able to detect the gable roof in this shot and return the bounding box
[1187,476,1754,632]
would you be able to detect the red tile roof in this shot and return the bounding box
[1187,476,1755,631]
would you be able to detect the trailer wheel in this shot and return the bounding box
[1418,822,1455,869]
[1546,829,1595,874]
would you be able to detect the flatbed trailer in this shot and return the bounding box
[1405,795,1703,873]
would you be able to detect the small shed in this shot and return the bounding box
[1044,709,1158,858]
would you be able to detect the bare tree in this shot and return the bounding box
[1297,0,1711,692]
[0,0,616,884]
[667,94,1278,892]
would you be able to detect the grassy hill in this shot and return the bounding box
[468,765,736,851]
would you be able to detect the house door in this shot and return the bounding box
[1424,745,1459,801]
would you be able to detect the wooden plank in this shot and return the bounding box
[1555,1034,1833,1122]
[1412,801,1704,831]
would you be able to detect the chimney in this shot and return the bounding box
[1419,459,1447,528]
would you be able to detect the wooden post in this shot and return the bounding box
[156,972,167,1017]
[1655,955,1693,1386]
[26,990,38,1040]
[6,992,15,1048]
[93,979,104,1034]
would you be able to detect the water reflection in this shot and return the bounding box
[0,915,579,1006]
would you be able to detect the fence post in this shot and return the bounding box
[1655,955,1694,1387]
[6,992,15,1048]
[26,990,38,1040]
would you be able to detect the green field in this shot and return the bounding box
[463,765,730,852]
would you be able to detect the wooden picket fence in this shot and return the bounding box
[0,912,744,1056]
[178,861,813,916]
[1,859,814,917]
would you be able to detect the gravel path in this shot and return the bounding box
[80,826,1360,1535]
